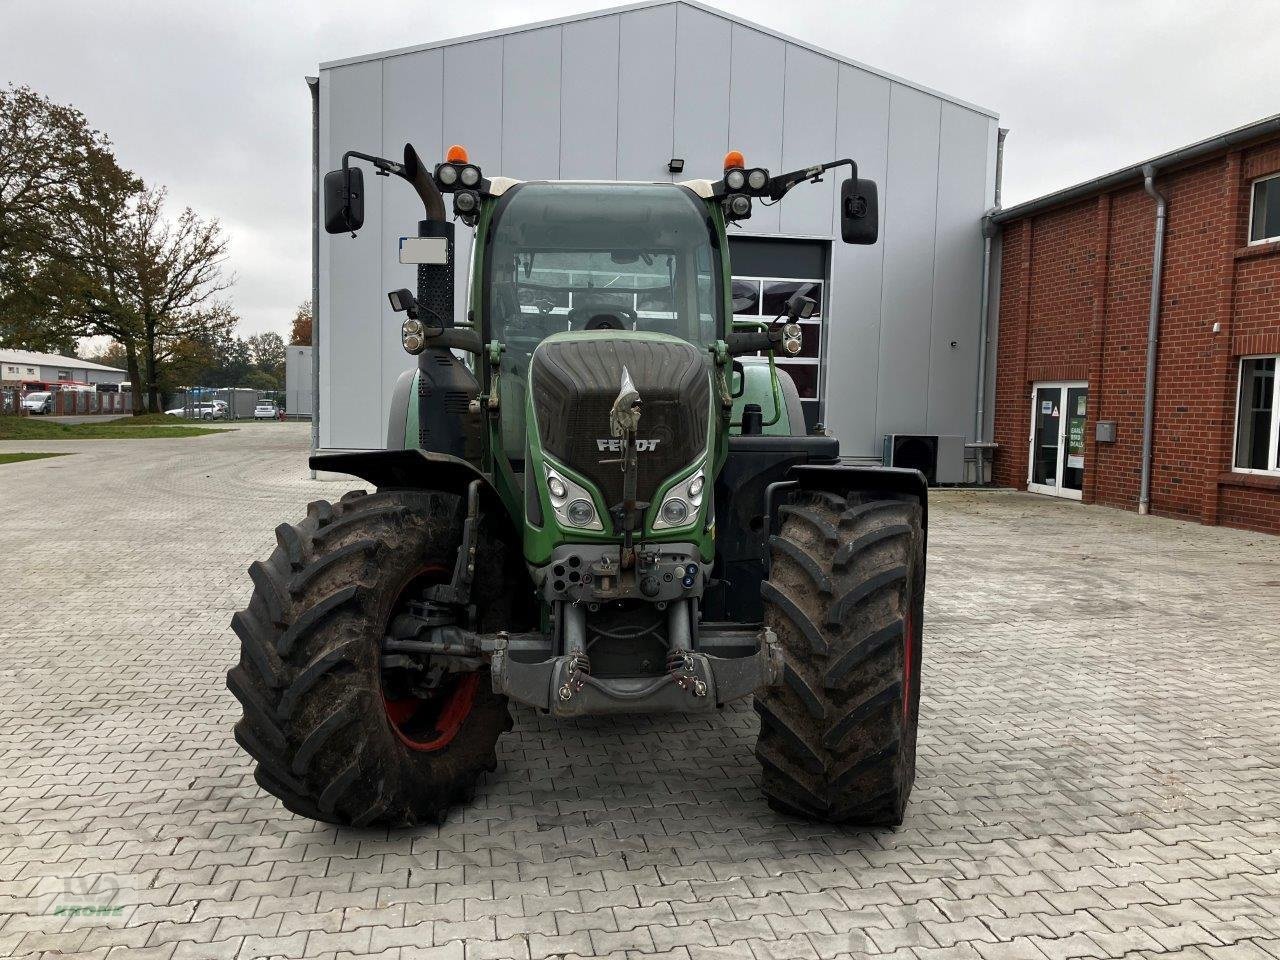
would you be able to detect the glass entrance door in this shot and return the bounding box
[1027,382,1087,500]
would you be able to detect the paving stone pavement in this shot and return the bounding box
[1,422,1279,960]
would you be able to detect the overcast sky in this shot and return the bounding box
[3,0,1276,337]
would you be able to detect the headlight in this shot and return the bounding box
[459,165,481,187]
[454,190,479,214]
[566,499,595,527]
[747,167,769,191]
[544,464,602,531]
[725,168,746,191]
[728,194,751,217]
[661,499,688,526]
[653,462,705,530]
[436,163,459,186]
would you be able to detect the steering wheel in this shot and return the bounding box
[584,313,626,331]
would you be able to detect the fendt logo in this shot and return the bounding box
[596,438,661,452]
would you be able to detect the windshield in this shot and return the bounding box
[26,392,49,400]
[485,182,722,462]
[487,183,720,344]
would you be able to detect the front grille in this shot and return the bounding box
[531,336,710,510]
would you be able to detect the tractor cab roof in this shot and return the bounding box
[485,177,718,199]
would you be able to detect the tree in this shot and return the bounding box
[248,331,285,382]
[124,188,234,412]
[0,84,141,353]
[289,299,312,345]
[2,86,237,414]
[84,340,127,370]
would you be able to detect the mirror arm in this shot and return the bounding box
[341,147,448,223]
[767,157,855,202]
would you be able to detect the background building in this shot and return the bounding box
[285,345,313,418]
[315,0,1000,458]
[0,348,126,387]
[988,113,1280,534]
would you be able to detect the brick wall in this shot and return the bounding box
[993,133,1280,534]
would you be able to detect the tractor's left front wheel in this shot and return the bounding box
[227,488,519,826]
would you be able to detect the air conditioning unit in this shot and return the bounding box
[882,434,965,485]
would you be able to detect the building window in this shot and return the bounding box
[1235,356,1279,472]
[1249,173,1280,245]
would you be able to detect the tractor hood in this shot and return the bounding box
[527,331,711,529]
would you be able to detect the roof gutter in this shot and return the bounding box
[988,111,1280,226]
[1137,165,1167,516]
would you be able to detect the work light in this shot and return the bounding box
[402,318,425,354]
[781,323,803,356]
[436,163,459,187]
[747,168,769,191]
[459,165,481,187]
[725,168,746,191]
[728,194,751,218]
[454,190,479,215]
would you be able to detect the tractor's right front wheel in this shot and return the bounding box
[227,488,521,827]
[755,489,924,826]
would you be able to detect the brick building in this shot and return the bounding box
[987,113,1280,534]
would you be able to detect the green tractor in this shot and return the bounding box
[227,141,927,827]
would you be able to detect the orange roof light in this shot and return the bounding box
[723,150,745,171]
[446,144,469,163]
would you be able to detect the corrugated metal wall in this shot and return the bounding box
[285,346,313,417]
[318,1,998,455]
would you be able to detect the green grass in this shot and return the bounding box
[0,417,228,440]
[98,412,191,426]
[0,451,73,465]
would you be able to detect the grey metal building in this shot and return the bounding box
[314,0,999,458]
[284,345,313,418]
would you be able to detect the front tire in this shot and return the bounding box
[227,489,520,826]
[755,489,925,825]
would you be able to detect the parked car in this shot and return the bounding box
[253,401,279,420]
[21,391,53,415]
[164,401,227,420]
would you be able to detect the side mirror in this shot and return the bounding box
[324,166,365,234]
[785,285,817,322]
[730,359,746,399]
[840,177,878,245]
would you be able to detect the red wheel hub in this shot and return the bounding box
[384,672,480,752]
[381,564,481,753]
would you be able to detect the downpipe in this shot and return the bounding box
[973,128,1007,485]
[1138,164,1167,516]
[307,76,320,477]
